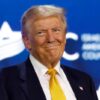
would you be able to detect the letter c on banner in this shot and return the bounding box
[63,32,80,61]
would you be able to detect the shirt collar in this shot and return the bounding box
[29,54,61,76]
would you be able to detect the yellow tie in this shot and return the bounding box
[47,68,66,100]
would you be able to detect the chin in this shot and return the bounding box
[49,56,61,64]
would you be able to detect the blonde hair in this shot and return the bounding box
[21,5,67,35]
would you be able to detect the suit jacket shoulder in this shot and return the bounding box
[1,58,46,100]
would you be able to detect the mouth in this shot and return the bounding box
[45,45,60,50]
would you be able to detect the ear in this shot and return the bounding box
[22,34,31,50]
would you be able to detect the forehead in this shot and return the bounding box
[35,16,62,26]
[27,16,64,29]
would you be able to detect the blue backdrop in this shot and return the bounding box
[0,0,100,95]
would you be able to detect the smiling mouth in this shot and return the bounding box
[45,45,60,50]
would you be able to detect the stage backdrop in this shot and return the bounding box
[0,0,100,98]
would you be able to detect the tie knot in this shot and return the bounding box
[47,68,57,76]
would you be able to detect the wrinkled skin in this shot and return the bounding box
[23,16,66,68]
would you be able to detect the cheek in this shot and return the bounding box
[58,35,66,50]
[57,34,66,44]
[34,37,46,46]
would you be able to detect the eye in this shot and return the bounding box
[36,31,46,37]
[37,31,43,34]
[52,28,61,33]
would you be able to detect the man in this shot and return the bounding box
[0,5,98,100]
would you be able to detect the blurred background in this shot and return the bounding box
[0,0,100,99]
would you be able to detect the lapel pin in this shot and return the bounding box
[79,86,84,91]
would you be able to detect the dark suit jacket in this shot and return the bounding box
[0,58,98,100]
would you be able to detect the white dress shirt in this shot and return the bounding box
[29,54,76,100]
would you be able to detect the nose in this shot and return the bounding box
[47,30,55,43]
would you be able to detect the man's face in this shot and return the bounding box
[23,16,66,67]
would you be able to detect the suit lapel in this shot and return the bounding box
[25,58,46,100]
[9,58,46,100]
[61,65,90,100]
